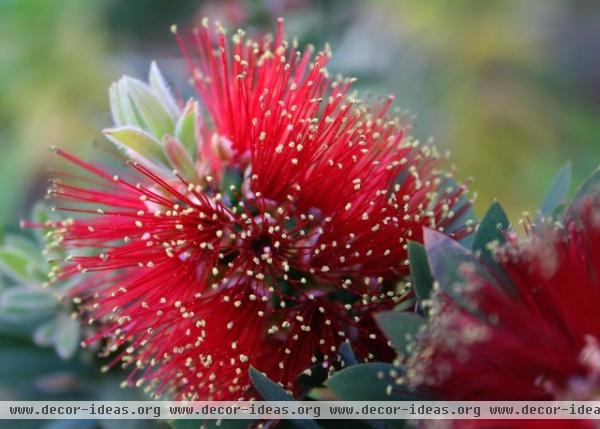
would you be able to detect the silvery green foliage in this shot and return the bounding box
[0,204,164,429]
[0,203,80,360]
[106,62,200,182]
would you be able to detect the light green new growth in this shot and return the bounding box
[105,62,200,181]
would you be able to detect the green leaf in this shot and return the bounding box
[0,237,46,283]
[407,241,434,302]
[33,318,57,347]
[149,61,181,121]
[567,167,600,220]
[116,78,145,128]
[54,313,80,359]
[124,77,174,138]
[472,202,509,264]
[326,363,412,401]
[375,311,425,355]
[164,135,197,182]
[249,367,293,401]
[539,162,571,218]
[0,247,33,282]
[103,126,169,170]
[425,229,496,313]
[0,287,57,313]
[249,367,318,429]
[109,81,127,127]
[175,100,199,162]
[471,203,516,295]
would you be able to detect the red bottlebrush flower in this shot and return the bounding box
[41,19,471,400]
[408,191,600,406]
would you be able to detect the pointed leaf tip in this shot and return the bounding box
[424,228,496,312]
[249,368,318,429]
[249,367,292,401]
[423,228,451,251]
[472,201,509,261]
[149,61,181,121]
[175,99,199,161]
[104,126,169,171]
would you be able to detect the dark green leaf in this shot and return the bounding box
[425,229,495,312]
[297,362,329,389]
[471,204,516,295]
[249,367,318,429]
[326,363,412,401]
[407,241,434,302]
[375,311,425,355]
[249,367,293,401]
[472,202,509,261]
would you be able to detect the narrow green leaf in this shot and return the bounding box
[124,77,174,138]
[1,288,57,311]
[425,229,496,313]
[0,288,57,321]
[471,203,516,295]
[249,367,318,429]
[117,78,141,127]
[472,202,509,264]
[109,82,127,126]
[539,162,571,218]
[175,100,199,161]
[149,61,181,121]
[33,318,57,347]
[54,313,80,360]
[326,363,412,401]
[104,126,169,170]
[375,311,425,355]
[407,241,434,301]
[0,235,46,283]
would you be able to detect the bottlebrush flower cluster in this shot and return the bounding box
[407,176,600,406]
[39,19,472,400]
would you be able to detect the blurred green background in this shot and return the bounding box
[1,0,600,230]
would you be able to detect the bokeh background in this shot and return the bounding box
[0,0,599,427]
